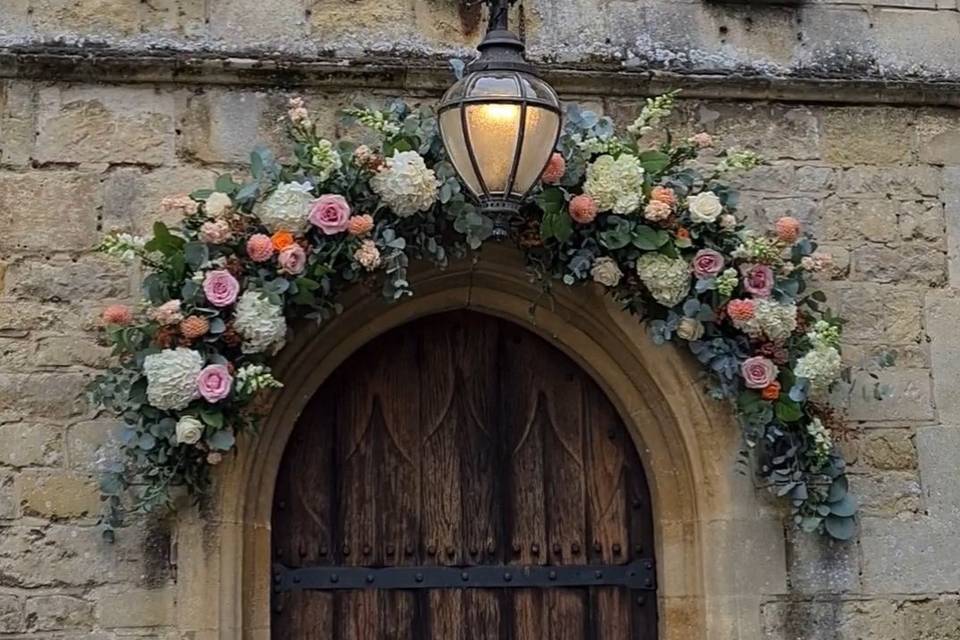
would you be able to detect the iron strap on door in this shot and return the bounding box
[273,560,656,592]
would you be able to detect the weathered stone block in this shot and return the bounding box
[28,0,143,36]
[861,517,960,593]
[5,256,129,303]
[101,165,219,235]
[858,429,917,471]
[207,0,306,46]
[93,586,175,628]
[849,470,922,517]
[36,86,175,165]
[820,197,899,243]
[899,201,945,242]
[901,595,960,639]
[825,283,923,345]
[760,598,904,640]
[308,0,418,52]
[0,373,89,420]
[847,369,934,422]
[0,524,154,588]
[915,426,960,522]
[25,595,94,631]
[35,335,113,368]
[0,302,84,335]
[177,89,292,164]
[837,166,941,198]
[0,472,16,519]
[0,171,102,252]
[0,421,63,467]
[66,419,116,472]
[0,595,21,633]
[0,81,35,166]
[851,242,947,286]
[785,529,860,594]
[696,103,820,161]
[0,336,35,369]
[16,469,100,519]
[924,290,960,424]
[821,107,915,165]
[916,110,960,165]
[943,167,960,288]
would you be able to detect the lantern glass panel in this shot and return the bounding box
[512,107,561,194]
[438,109,483,196]
[465,102,521,194]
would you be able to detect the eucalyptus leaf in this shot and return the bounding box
[824,515,856,540]
[207,429,236,451]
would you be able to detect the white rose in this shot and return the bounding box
[676,317,705,341]
[176,416,205,445]
[719,213,737,229]
[205,192,233,219]
[687,192,723,224]
[590,257,623,287]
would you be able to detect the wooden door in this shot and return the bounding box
[271,311,657,639]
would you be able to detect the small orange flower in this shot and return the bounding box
[271,231,295,251]
[676,227,690,240]
[761,381,781,401]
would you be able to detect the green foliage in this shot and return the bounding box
[90,96,860,545]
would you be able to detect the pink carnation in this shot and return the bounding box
[278,244,307,275]
[151,299,183,326]
[741,356,779,390]
[692,249,725,279]
[197,364,233,403]
[102,304,133,326]
[727,299,755,322]
[246,234,274,262]
[649,186,677,207]
[689,132,714,148]
[541,153,566,184]
[347,214,374,236]
[775,216,801,244]
[199,220,232,244]
[644,200,672,222]
[202,270,240,307]
[308,194,351,235]
[569,195,598,224]
[741,264,775,298]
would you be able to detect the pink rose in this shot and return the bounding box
[308,194,351,235]
[278,244,307,275]
[741,263,775,298]
[741,356,779,390]
[202,270,240,307]
[197,364,233,403]
[692,249,725,279]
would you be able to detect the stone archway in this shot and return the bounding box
[172,244,787,640]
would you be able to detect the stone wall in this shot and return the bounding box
[1,0,960,80]
[0,74,958,638]
[1,0,960,637]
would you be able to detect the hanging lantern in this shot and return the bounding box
[438,0,562,237]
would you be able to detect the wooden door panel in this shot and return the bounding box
[272,311,656,640]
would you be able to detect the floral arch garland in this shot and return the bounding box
[92,93,858,541]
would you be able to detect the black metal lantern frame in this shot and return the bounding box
[437,0,562,236]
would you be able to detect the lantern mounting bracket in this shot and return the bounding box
[468,0,531,74]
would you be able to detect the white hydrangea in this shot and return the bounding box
[142,348,203,410]
[233,291,288,355]
[732,299,798,342]
[796,344,843,392]
[636,254,690,308]
[370,150,439,217]
[255,182,314,233]
[583,154,645,215]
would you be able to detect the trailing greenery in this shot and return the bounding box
[91,94,858,541]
